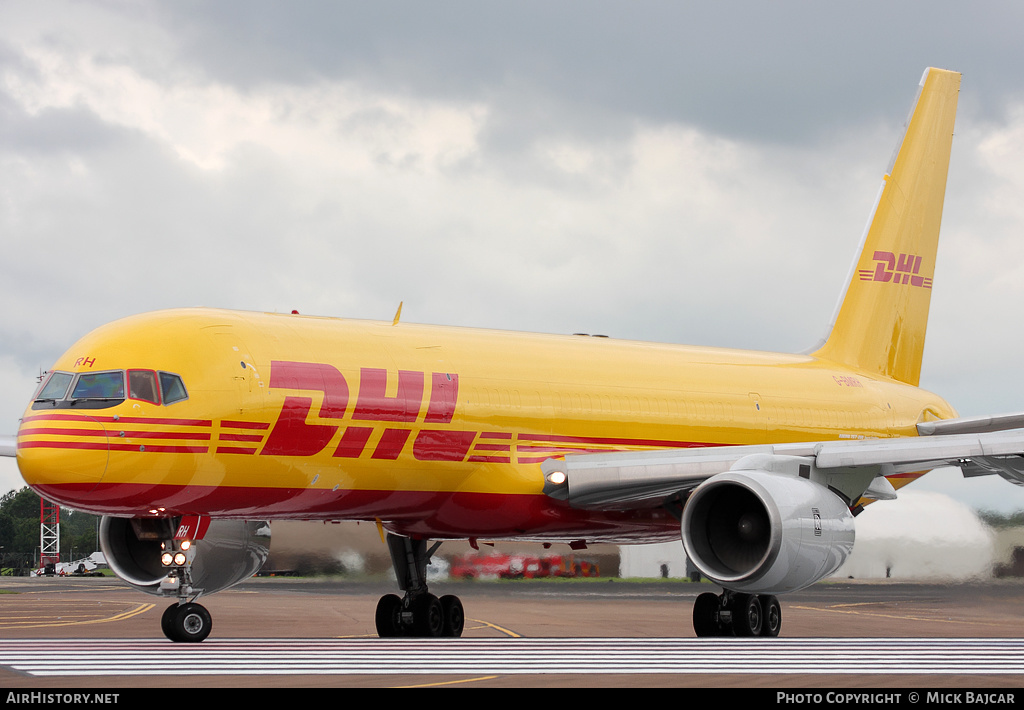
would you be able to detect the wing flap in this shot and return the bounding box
[0,435,15,458]
[960,456,1024,486]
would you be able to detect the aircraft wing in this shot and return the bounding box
[541,420,1024,511]
[0,435,15,457]
[915,411,1024,436]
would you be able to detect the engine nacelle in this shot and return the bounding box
[100,517,271,595]
[681,469,854,594]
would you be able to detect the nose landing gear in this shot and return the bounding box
[161,600,212,643]
[154,536,212,642]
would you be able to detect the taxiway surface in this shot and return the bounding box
[1,576,1022,688]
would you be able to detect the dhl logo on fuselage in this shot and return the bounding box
[858,250,932,288]
[259,360,471,462]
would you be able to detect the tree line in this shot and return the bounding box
[0,487,100,561]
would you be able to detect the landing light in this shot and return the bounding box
[180,540,191,551]
[161,552,173,566]
[173,552,187,566]
[547,471,567,486]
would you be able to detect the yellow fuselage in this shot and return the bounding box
[16,308,955,542]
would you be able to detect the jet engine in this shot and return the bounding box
[100,517,271,595]
[681,469,854,594]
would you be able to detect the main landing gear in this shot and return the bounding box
[375,534,465,638]
[693,590,782,637]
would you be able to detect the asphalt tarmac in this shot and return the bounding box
[1,575,1023,688]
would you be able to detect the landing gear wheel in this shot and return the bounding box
[440,595,465,637]
[760,595,782,637]
[732,593,763,637]
[165,602,212,643]
[692,592,721,637]
[161,603,178,639]
[375,594,404,638]
[414,594,445,637]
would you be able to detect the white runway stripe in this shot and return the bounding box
[1,638,1023,676]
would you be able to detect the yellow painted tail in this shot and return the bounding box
[813,68,960,386]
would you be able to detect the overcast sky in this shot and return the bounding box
[3,1,1024,512]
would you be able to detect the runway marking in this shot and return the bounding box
[791,603,1003,627]
[0,603,154,630]
[467,617,521,638]
[397,675,501,688]
[1,638,1023,676]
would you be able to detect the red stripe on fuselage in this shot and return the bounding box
[20,427,210,441]
[18,440,109,451]
[18,441,207,453]
[518,433,706,448]
[218,433,264,442]
[21,413,212,427]
[221,420,271,430]
[216,446,259,455]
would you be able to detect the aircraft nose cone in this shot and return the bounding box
[16,414,109,497]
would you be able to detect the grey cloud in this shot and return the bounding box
[0,100,126,155]
[150,1,1024,143]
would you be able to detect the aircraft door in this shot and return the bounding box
[203,328,266,416]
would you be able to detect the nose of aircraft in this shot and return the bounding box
[16,414,109,496]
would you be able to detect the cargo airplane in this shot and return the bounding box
[4,67,1024,642]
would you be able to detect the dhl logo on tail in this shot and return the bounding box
[858,251,933,289]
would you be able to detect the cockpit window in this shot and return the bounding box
[159,371,188,405]
[31,368,188,409]
[36,371,74,401]
[71,371,125,400]
[129,370,160,404]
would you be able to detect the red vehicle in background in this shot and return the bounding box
[543,555,600,578]
[449,553,513,580]
[449,552,599,580]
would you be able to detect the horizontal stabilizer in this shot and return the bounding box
[917,411,1024,436]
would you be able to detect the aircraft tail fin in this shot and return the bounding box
[812,68,960,386]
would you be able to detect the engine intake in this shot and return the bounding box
[100,517,271,595]
[682,470,854,594]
